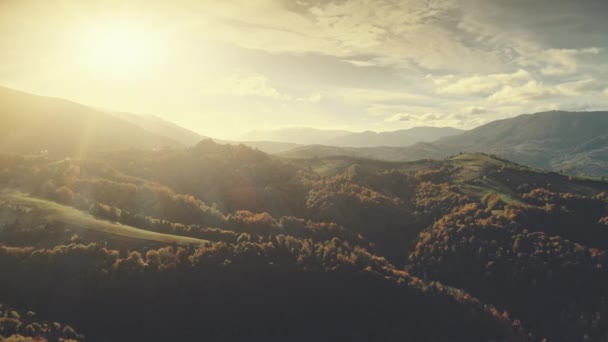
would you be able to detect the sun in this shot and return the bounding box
[77,21,165,76]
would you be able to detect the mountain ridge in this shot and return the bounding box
[0,86,182,156]
[324,126,464,147]
[281,110,608,176]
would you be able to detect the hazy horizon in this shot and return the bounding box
[2,0,608,139]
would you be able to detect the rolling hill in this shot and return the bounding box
[2,139,608,340]
[0,86,181,156]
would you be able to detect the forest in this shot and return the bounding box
[0,141,607,341]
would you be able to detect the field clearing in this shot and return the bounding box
[0,191,207,246]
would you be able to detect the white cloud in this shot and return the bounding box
[341,59,378,67]
[556,78,605,96]
[434,69,531,96]
[487,77,606,104]
[488,80,557,104]
[385,112,444,123]
[386,113,413,122]
[204,73,321,102]
[461,106,488,115]
[297,93,323,103]
[539,48,600,75]
[199,0,505,72]
[219,74,286,99]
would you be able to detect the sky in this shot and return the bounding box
[1,0,608,139]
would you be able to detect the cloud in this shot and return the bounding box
[200,0,506,72]
[539,48,601,75]
[341,59,378,67]
[487,77,607,104]
[205,73,321,102]
[385,111,447,124]
[218,74,286,99]
[488,80,557,104]
[335,87,433,107]
[385,112,442,123]
[297,93,323,103]
[386,114,413,122]
[434,69,531,96]
[463,106,488,115]
[556,78,605,95]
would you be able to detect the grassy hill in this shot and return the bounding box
[0,191,205,247]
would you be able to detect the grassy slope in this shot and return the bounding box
[0,191,206,246]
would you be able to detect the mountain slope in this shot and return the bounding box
[111,111,205,146]
[428,111,608,174]
[281,111,608,176]
[324,126,464,147]
[0,86,181,156]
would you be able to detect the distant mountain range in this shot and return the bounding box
[237,126,463,147]
[324,126,464,147]
[1,86,606,176]
[282,111,608,176]
[237,127,352,145]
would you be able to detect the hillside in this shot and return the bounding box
[0,148,526,342]
[0,86,181,156]
[429,111,608,174]
[0,191,206,247]
[111,111,206,146]
[1,143,608,340]
[324,126,464,147]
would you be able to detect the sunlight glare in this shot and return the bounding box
[77,21,165,77]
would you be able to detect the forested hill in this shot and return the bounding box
[1,140,608,341]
